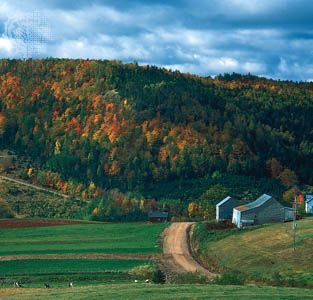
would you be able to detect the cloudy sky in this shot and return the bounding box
[0,0,313,81]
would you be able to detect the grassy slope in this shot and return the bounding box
[193,218,313,286]
[0,223,167,255]
[2,284,313,300]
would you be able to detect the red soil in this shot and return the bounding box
[0,219,94,229]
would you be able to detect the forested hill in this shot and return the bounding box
[0,59,313,191]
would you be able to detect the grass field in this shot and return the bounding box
[0,222,166,286]
[0,222,167,255]
[2,283,313,300]
[0,259,152,287]
[0,259,151,276]
[193,218,313,287]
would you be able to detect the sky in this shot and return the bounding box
[0,0,313,81]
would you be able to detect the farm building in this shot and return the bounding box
[148,211,169,223]
[305,195,313,214]
[216,196,239,221]
[232,194,286,228]
[284,207,295,221]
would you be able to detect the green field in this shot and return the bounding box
[193,218,313,287]
[0,259,151,276]
[0,223,167,255]
[2,283,313,300]
[0,222,166,286]
[0,259,152,286]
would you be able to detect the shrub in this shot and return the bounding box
[213,270,246,285]
[129,265,156,279]
[129,265,165,283]
[172,272,209,284]
[0,198,14,218]
[272,272,283,286]
[152,269,166,284]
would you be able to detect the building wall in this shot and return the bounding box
[306,202,313,214]
[217,198,238,221]
[148,217,167,223]
[284,207,295,221]
[241,199,284,225]
[232,209,241,227]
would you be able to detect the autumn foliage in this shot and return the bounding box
[0,59,312,194]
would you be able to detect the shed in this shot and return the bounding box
[148,211,169,223]
[305,195,313,214]
[232,194,285,228]
[216,196,239,221]
[284,207,295,221]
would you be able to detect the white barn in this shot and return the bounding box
[232,194,285,228]
[306,195,313,214]
[216,196,239,221]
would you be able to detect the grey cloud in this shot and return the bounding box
[0,0,313,81]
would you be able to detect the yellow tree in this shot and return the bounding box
[278,168,298,187]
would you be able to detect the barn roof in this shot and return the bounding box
[234,194,272,212]
[216,196,232,207]
[306,194,313,203]
[148,211,169,218]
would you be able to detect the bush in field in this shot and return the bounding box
[172,272,209,284]
[151,268,166,284]
[0,198,14,218]
[213,270,246,285]
[129,265,165,283]
[129,265,156,278]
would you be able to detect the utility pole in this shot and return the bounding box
[292,196,297,251]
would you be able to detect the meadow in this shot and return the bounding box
[2,283,313,300]
[193,217,313,287]
[0,222,167,255]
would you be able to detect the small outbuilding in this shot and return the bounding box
[148,211,169,223]
[305,195,313,214]
[284,207,295,221]
[216,196,239,221]
[232,194,285,228]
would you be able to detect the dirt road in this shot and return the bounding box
[162,222,215,278]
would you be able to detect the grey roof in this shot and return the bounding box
[235,194,272,212]
[148,211,169,218]
[284,207,295,211]
[216,196,232,207]
[306,195,313,203]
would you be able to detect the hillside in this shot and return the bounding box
[192,218,313,287]
[1,59,313,184]
[0,176,87,219]
[0,59,313,218]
